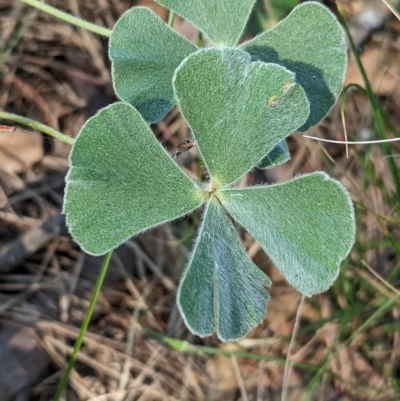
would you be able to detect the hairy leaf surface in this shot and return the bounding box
[156,0,257,47]
[173,48,309,186]
[257,140,290,169]
[220,172,355,296]
[64,103,203,255]
[109,7,197,123]
[178,200,271,341]
[241,2,347,130]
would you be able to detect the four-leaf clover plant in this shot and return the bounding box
[63,1,356,341]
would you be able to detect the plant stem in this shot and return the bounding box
[167,10,175,27]
[0,111,74,145]
[53,251,113,401]
[143,327,317,371]
[282,294,305,401]
[340,83,367,158]
[197,31,204,48]
[18,0,112,37]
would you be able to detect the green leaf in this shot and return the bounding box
[257,140,290,169]
[219,172,355,296]
[109,7,197,123]
[178,200,271,342]
[240,2,347,131]
[63,103,203,256]
[155,0,257,47]
[173,48,309,187]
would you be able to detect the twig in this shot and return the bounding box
[118,283,155,391]
[281,295,305,401]
[0,214,68,273]
[380,0,400,21]
[125,241,176,291]
[231,356,249,401]
[361,260,400,296]
[303,135,400,145]
[0,125,15,132]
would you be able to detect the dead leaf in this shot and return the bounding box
[0,128,43,174]
[199,346,238,401]
[266,271,319,336]
[345,45,400,105]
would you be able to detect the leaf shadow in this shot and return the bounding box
[244,45,336,131]
[135,98,173,123]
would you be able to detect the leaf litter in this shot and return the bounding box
[0,0,399,400]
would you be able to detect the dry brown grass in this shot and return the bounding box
[0,1,400,400]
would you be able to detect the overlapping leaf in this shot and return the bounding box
[178,200,271,341]
[257,140,290,169]
[109,7,197,123]
[173,48,309,187]
[63,103,203,256]
[109,2,346,128]
[155,0,257,47]
[240,2,347,130]
[64,2,356,342]
[219,172,356,296]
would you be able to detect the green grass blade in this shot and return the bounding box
[167,10,175,27]
[304,293,400,400]
[53,251,113,401]
[144,327,317,371]
[345,294,400,345]
[0,110,74,145]
[339,9,400,203]
[18,0,111,37]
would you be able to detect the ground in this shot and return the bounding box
[0,0,400,400]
